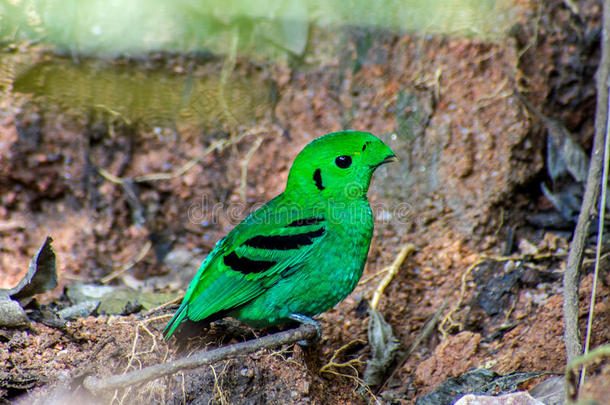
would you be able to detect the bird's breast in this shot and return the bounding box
[320,201,374,294]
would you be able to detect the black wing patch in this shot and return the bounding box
[223,251,276,274]
[243,227,325,250]
[313,168,325,190]
[288,217,324,227]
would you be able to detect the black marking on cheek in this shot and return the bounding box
[243,227,325,250]
[288,217,324,227]
[313,168,324,190]
[362,141,371,151]
[223,251,276,274]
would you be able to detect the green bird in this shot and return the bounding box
[164,131,396,340]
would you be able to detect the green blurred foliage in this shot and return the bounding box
[0,0,516,57]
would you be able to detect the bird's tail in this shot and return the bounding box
[164,302,188,340]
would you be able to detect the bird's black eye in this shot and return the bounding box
[335,155,352,169]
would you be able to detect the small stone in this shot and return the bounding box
[454,392,544,405]
[0,294,28,327]
[240,367,254,378]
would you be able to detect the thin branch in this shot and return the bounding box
[0,220,25,233]
[370,244,414,310]
[581,81,610,387]
[97,167,124,184]
[82,323,317,395]
[143,296,183,317]
[238,136,264,202]
[100,241,152,284]
[563,0,610,367]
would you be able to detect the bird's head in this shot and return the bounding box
[285,131,397,201]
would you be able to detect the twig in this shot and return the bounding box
[101,240,152,284]
[144,296,183,317]
[180,372,186,404]
[82,323,317,395]
[97,167,124,184]
[135,158,201,182]
[238,136,264,202]
[563,0,610,370]
[581,76,610,387]
[582,250,610,265]
[370,244,414,310]
[0,220,25,233]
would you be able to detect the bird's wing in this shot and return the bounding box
[164,197,327,338]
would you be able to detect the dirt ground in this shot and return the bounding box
[1,1,609,404]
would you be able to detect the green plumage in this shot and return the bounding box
[164,131,396,339]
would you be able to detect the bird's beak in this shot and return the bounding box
[372,154,398,169]
[382,154,398,164]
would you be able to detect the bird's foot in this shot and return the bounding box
[289,313,321,346]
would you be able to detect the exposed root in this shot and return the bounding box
[370,244,415,310]
[265,345,302,368]
[210,363,229,405]
[439,258,483,339]
[124,319,159,373]
[320,339,377,400]
[319,339,366,378]
[104,315,176,403]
